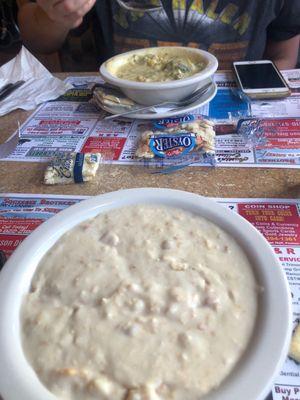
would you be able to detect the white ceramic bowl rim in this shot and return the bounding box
[99,47,218,89]
[0,188,292,400]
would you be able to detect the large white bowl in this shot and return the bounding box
[0,188,292,400]
[99,47,218,105]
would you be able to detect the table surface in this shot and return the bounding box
[1,73,300,199]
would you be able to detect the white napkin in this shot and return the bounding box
[0,46,72,116]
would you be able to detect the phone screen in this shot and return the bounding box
[235,63,287,89]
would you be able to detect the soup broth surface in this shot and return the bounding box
[115,53,206,82]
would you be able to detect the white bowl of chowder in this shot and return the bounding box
[0,188,291,400]
[99,47,218,105]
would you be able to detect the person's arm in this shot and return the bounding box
[18,0,96,54]
[264,35,300,70]
[264,0,299,70]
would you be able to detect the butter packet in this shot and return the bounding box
[135,115,216,171]
[44,152,102,185]
[289,323,300,363]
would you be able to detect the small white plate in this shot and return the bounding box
[98,82,217,120]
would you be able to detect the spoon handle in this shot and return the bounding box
[103,103,163,120]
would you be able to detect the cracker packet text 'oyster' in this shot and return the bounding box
[135,115,216,172]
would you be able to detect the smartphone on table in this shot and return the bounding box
[233,60,291,99]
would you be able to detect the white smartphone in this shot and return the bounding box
[233,60,291,99]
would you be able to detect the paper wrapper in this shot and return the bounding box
[0,46,72,116]
[44,152,102,185]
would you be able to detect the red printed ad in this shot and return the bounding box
[22,118,96,136]
[257,138,300,150]
[0,234,27,258]
[256,118,300,150]
[0,195,85,260]
[260,118,300,135]
[0,217,43,235]
[81,136,127,160]
[0,218,44,258]
[236,118,300,164]
[237,203,300,246]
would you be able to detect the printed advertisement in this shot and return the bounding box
[1,70,300,168]
[0,195,87,257]
[0,194,299,399]
[235,118,300,167]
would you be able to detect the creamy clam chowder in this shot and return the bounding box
[21,205,257,400]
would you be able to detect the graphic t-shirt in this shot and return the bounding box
[0,0,20,49]
[93,0,299,69]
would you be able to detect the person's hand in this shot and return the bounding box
[36,0,96,29]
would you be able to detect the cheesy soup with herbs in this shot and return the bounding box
[115,53,206,82]
[21,205,257,400]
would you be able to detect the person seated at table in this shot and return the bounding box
[18,0,300,70]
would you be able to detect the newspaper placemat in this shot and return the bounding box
[1,70,300,168]
[0,193,299,400]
